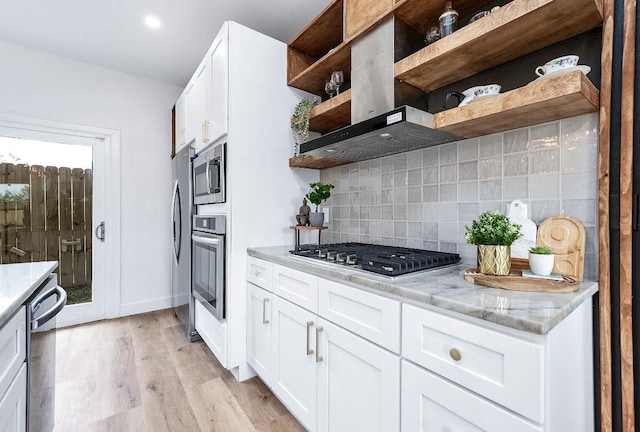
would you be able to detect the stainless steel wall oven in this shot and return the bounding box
[191,215,226,320]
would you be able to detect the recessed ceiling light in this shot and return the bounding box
[145,16,161,29]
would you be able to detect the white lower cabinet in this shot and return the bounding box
[246,257,593,432]
[317,319,399,432]
[272,295,318,430]
[246,283,273,383]
[0,363,27,432]
[401,360,541,432]
[195,299,227,368]
[247,270,400,432]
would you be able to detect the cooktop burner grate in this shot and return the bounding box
[290,242,460,276]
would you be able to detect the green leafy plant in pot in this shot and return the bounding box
[464,211,522,275]
[528,245,555,276]
[305,182,334,226]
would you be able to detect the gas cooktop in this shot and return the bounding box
[290,243,461,276]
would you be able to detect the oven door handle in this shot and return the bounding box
[191,234,220,246]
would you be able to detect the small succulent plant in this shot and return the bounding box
[529,245,553,255]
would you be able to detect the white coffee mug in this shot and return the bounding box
[535,55,579,76]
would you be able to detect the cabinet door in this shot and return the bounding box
[0,363,27,432]
[401,361,541,432]
[195,58,211,152]
[317,319,400,432]
[247,283,273,384]
[184,79,197,145]
[209,26,228,144]
[272,296,317,432]
[175,95,186,148]
[0,307,26,402]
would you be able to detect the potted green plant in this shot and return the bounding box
[528,245,555,276]
[305,182,334,226]
[464,211,522,275]
[290,98,316,154]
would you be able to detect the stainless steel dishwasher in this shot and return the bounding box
[26,275,66,432]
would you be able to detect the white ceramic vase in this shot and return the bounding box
[528,252,555,275]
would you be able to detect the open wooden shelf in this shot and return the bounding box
[289,0,344,58]
[309,89,352,133]
[288,42,352,96]
[289,155,352,169]
[395,0,603,91]
[394,0,494,35]
[434,70,599,138]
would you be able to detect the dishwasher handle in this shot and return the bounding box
[31,284,67,330]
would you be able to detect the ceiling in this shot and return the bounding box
[0,0,331,87]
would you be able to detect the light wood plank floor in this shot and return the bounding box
[53,308,306,432]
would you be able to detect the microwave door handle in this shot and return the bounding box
[213,159,221,193]
[191,235,220,246]
[205,160,212,194]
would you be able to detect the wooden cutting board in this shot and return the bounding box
[537,216,586,281]
[464,269,580,293]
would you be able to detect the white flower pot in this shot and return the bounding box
[528,252,555,275]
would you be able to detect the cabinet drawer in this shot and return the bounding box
[319,279,400,353]
[273,264,318,313]
[195,300,227,368]
[247,257,273,291]
[402,304,544,423]
[0,307,26,402]
[401,360,541,432]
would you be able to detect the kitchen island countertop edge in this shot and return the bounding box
[0,261,59,326]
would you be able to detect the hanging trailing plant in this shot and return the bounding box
[290,98,316,145]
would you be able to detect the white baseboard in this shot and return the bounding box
[120,296,172,317]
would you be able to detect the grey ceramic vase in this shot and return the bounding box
[309,212,324,227]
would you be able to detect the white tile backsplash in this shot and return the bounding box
[320,114,599,277]
[439,143,457,164]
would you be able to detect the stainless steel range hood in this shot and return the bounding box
[299,106,461,161]
[299,17,462,164]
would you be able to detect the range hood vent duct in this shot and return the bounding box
[298,17,462,164]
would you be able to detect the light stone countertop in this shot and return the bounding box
[248,246,598,335]
[0,261,59,326]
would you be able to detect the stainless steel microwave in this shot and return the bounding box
[193,142,225,205]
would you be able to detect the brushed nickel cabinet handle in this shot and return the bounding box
[306,321,314,355]
[262,298,270,324]
[450,348,462,361]
[316,326,324,363]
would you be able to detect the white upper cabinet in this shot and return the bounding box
[174,94,186,149]
[184,79,197,145]
[209,24,229,146]
[193,23,229,154]
[195,58,211,148]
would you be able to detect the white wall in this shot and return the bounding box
[0,40,182,316]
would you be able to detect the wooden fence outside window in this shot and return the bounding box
[0,162,92,303]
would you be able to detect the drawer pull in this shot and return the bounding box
[316,326,324,363]
[449,348,462,361]
[262,298,270,324]
[306,321,314,355]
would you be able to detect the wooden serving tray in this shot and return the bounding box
[464,269,579,293]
